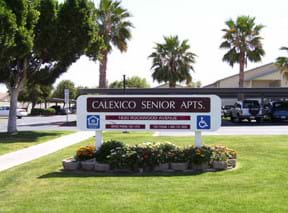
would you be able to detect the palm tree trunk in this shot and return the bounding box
[239,64,244,88]
[99,51,108,88]
[8,87,19,134]
[169,81,176,88]
[238,54,245,100]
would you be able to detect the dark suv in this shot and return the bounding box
[230,100,264,123]
[264,101,288,121]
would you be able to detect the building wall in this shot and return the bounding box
[282,72,288,87]
[205,63,287,88]
[255,71,281,81]
[251,80,281,88]
[0,101,9,107]
[0,92,9,107]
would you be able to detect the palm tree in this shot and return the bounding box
[149,36,196,88]
[276,47,288,70]
[220,16,265,89]
[96,0,133,88]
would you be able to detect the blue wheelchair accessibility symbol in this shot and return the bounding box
[87,115,100,129]
[197,115,210,130]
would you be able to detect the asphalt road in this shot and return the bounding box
[1,115,288,135]
[0,115,78,132]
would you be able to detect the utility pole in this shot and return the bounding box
[123,75,126,93]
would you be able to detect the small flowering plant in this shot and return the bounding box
[226,148,237,159]
[168,148,189,163]
[211,145,237,161]
[189,145,213,164]
[156,142,177,164]
[75,145,96,161]
[106,146,130,169]
[131,142,161,168]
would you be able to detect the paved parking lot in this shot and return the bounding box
[0,115,77,132]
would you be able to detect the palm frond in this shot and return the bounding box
[149,36,196,87]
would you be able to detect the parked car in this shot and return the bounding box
[71,105,77,114]
[264,101,288,121]
[230,100,264,123]
[222,105,234,118]
[49,105,71,115]
[0,106,28,119]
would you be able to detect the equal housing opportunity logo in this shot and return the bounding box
[87,115,100,129]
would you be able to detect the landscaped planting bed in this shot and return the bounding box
[63,140,237,173]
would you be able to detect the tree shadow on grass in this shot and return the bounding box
[38,169,217,179]
[0,131,64,144]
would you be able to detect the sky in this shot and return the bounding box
[1,0,288,92]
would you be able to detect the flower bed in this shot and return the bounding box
[62,141,237,173]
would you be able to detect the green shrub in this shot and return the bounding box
[168,148,188,163]
[188,146,213,164]
[95,140,126,163]
[30,108,56,116]
[42,108,56,116]
[30,108,42,116]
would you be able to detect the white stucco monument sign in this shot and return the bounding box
[77,95,221,148]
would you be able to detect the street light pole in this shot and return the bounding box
[123,74,126,93]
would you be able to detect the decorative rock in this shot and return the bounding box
[94,161,110,172]
[81,159,95,171]
[154,163,170,172]
[62,158,79,171]
[228,159,237,168]
[213,161,228,170]
[171,162,188,171]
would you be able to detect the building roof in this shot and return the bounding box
[204,63,277,87]
[245,67,278,81]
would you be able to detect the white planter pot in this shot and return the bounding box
[228,159,237,168]
[154,163,170,172]
[213,161,228,170]
[191,162,209,170]
[171,162,188,171]
[81,159,96,171]
[62,158,79,171]
[94,161,110,172]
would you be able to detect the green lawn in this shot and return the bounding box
[0,132,288,212]
[0,131,73,155]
